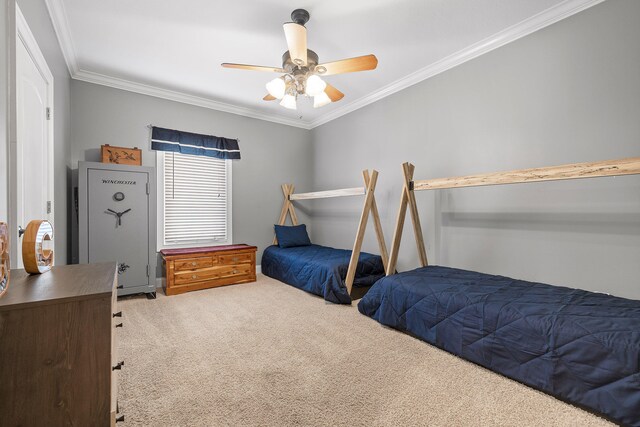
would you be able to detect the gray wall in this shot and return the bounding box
[70,80,313,274]
[310,0,640,300]
[15,0,72,264]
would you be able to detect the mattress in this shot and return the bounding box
[261,244,385,304]
[358,265,640,426]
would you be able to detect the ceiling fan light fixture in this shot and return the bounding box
[305,75,327,96]
[280,93,297,110]
[266,77,286,99]
[313,91,332,108]
[222,9,378,110]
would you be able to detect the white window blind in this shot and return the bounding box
[163,152,229,245]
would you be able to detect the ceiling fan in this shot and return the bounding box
[221,9,378,110]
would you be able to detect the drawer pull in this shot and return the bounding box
[192,274,197,279]
[112,361,124,371]
[192,261,197,266]
[115,323,123,328]
[116,415,125,423]
[117,284,123,289]
[113,311,123,318]
[233,270,238,274]
[232,257,239,262]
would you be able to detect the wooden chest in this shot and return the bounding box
[0,263,121,426]
[161,244,257,296]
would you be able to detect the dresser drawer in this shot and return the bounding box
[174,264,252,285]
[216,264,253,279]
[175,270,207,285]
[174,256,214,271]
[218,252,253,265]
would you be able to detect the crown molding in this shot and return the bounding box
[44,0,79,74]
[309,0,607,128]
[72,69,312,129]
[44,0,310,129]
[45,0,605,130]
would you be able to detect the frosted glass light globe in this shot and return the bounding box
[313,91,331,108]
[280,94,297,110]
[305,75,327,96]
[266,78,286,99]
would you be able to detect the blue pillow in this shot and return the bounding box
[274,224,312,248]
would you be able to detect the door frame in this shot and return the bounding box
[10,4,55,268]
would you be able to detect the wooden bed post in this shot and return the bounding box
[364,170,389,274]
[275,172,388,296]
[387,163,428,275]
[273,184,299,245]
[345,169,384,294]
[405,163,428,268]
[387,157,640,275]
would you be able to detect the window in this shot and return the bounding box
[157,152,232,249]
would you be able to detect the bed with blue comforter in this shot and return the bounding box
[358,265,640,426]
[262,244,385,304]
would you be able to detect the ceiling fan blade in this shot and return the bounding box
[221,63,285,73]
[315,54,378,76]
[324,84,344,102]
[263,94,277,101]
[283,23,307,66]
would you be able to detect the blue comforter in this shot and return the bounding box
[358,266,640,426]
[262,244,385,304]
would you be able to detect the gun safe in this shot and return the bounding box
[79,161,157,297]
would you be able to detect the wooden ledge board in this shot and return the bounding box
[276,170,388,295]
[289,187,365,200]
[413,157,640,191]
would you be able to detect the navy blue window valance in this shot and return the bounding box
[151,126,240,160]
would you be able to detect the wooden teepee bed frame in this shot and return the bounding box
[275,169,388,294]
[387,157,640,274]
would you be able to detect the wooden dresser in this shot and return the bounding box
[161,244,257,296]
[0,263,122,426]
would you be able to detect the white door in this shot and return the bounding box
[14,8,54,268]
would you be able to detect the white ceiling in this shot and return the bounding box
[49,0,602,128]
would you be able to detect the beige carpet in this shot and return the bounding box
[117,275,613,427]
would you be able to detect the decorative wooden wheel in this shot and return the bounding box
[0,222,9,298]
[22,220,54,274]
